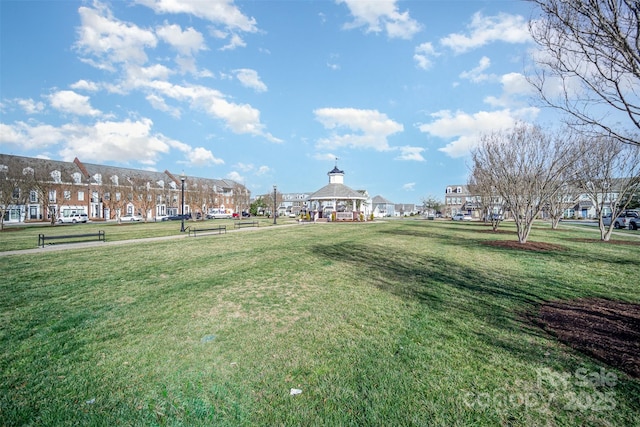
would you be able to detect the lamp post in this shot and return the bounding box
[180,171,186,232]
[273,185,277,225]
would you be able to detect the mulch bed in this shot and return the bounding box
[533,299,640,379]
[568,238,640,246]
[481,240,565,251]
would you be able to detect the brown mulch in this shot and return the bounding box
[568,238,640,246]
[533,299,640,379]
[482,240,565,251]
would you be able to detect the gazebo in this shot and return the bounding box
[306,165,368,220]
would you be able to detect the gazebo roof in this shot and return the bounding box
[307,183,366,200]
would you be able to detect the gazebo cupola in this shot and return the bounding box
[328,165,344,184]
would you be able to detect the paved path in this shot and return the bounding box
[0,222,300,257]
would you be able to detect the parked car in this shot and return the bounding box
[58,212,88,224]
[452,213,472,221]
[167,213,191,221]
[626,210,640,230]
[121,214,143,222]
[603,210,639,229]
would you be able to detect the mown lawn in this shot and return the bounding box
[1,220,639,426]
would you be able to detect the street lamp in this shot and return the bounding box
[273,185,277,225]
[180,171,186,232]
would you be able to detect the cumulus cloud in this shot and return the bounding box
[484,72,535,108]
[70,80,100,91]
[396,146,425,161]
[459,56,495,83]
[185,146,224,166]
[16,98,45,114]
[48,90,101,116]
[233,69,267,92]
[414,42,438,70]
[75,4,157,68]
[441,12,531,54]
[337,0,422,39]
[156,23,206,56]
[418,107,539,158]
[314,107,403,151]
[0,122,65,149]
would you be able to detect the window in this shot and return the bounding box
[30,191,38,203]
[48,190,56,202]
[115,192,121,201]
[446,187,452,194]
[12,188,20,199]
[78,191,85,201]
[457,187,462,193]
[64,190,71,200]
[92,191,99,203]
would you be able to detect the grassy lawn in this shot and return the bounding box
[1,220,639,426]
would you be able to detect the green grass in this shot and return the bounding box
[1,220,639,426]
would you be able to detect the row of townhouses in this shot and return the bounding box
[444,184,628,220]
[0,154,249,223]
[1,155,419,224]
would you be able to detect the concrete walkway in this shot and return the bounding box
[0,222,298,257]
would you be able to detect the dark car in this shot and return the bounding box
[167,213,192,221]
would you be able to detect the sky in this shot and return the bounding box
[0,0,546,203]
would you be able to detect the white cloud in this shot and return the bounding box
[414,42,438,70]
[146,93,181,117]
[402,182,416,191]
[226,171,244,182]
[186,147,224,166]
[256,165,270,175]
[156,23,206,56]
[234,69,267,92]
[48,90,101,116]
[58,118,171,163]
[484,72,535,108]
[418,107,539,158]
[314,107,403,151]
[136,0,258,33]
[396,146,425,161]
[70,80,99,91]
[16,98,45,114]
[0,122,64,149]
[75,4,157,67]
[441,12,531,54]
[459,56,494,83]
[337,0,422,39]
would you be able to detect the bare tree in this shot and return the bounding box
[471,123,578,243]
[572,136,640,240]
[421,195,443,217]
[545,181,579,229]
[468,169,505,231]
[0,162,22,230]
[528,0,640,145]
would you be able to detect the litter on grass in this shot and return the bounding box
[200,334,216,343]
[290,388,302,396]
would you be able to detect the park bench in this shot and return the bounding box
[38,230,105,248]
[234,221,259,229]
[188,225,226,237]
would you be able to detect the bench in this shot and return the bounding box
[38,230,105,248]
[234,221,259,229]
[188,225,226,237]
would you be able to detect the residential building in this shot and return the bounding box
[0,154,249,223]
[371,195,395,218]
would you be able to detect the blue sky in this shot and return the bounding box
[1,0,544,203]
